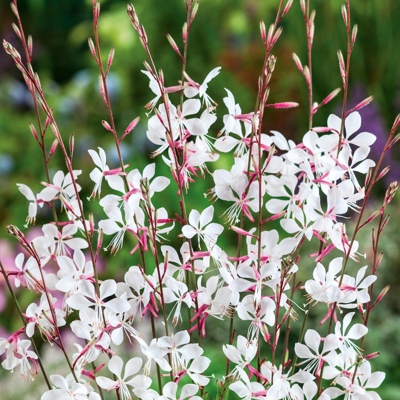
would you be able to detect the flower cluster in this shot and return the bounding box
[1,0,397,399]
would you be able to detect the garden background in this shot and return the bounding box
[0,0,399,398]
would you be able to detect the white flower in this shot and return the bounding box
[41,222,88,256]
[39,170,82,204]
[159,382,202,400]
[295,329,338,375]
[334,312,368,361]
[305,258,344,305]
[184,66,221,110]
[181,205,223,250]
[41,373,100,400]
[96,356,151,400]
[17,183,42,226]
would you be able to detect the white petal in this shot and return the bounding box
[108,356,123,378]
[150,176,170,192]
[100,280,116,299]
[345,112,361,136]
[124,357,142,378]
[96,376,116,390]
[182,225,197,239]
[347,323,368,340]
[200,206,214,228]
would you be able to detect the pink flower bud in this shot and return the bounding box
[341,4,348,27]
[300,0,306,15]
[10,2,19,18]
[351,24,358,46]
[292,53,303,72]
[266,23,275,47]
[98,75,108,106]
[92,1,100,27]
[364,351,380,360]
[345,95,374,116]
[320,88,341,106]
[106,47,115,74]
[260,20,267,45]
[229,225,258,239]
[281,0,293,19]
[101,120,113,132]
[271,26,283,46]
[303,66,311,85]
[265,101,299,109]
[182,22,188,43]
[120,116,140,143]
[166,34,183,60]
[29,123,38,141]
[12,23,21,40]
[388,132,400,150]
[27,35,33,60]
[391,113,400,133]
[372,285,390,308]
[69,133,74,159]
[190,1,199,22]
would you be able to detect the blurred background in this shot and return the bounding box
[0,0,399,398]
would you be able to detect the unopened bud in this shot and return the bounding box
[365,167,373,186]
[190,1,199,21]
[312,126,334,133]
[260,20,267,45]
[69,133,74,159]
[97,228,103,252]
[376,166,390,183]
[94,1,100,26]
[44,115,51,130]
[166,34,182,58]
[391,113,400,133]
[12,23,21,40]
[140,25,148,46]
[272,26,283,46]
[124,116,140,136]
[281,0,293,19]
[99,75,108,106]
[267,23,275,47]
[364,351,380,360]
[303,65,311,85]
[373,285,390,308]
[351,24,358,47]
[27,35,33,59]
[309,10,316,44]
[159,69,164,87]
[346,96,374,116]
[106,47,115,74]
[229,225,258,239]
[384,181,398,206]
[101,120,113,132]
[337,50,346,87]
[29,123,39,141]
[265,101,299,109]
[300,0,306,15]
[10,2,19,18]
[88,213,95,234]
[292,53,303,72]
[388,132,400,150]
[359,209,380,230]
[120,116,140,144]
[182,22,188,43]
[375,252,384,271]
[48,139,58,160]
[380,214,390,232]
[341,5,348,27]
[320,87,341,107]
